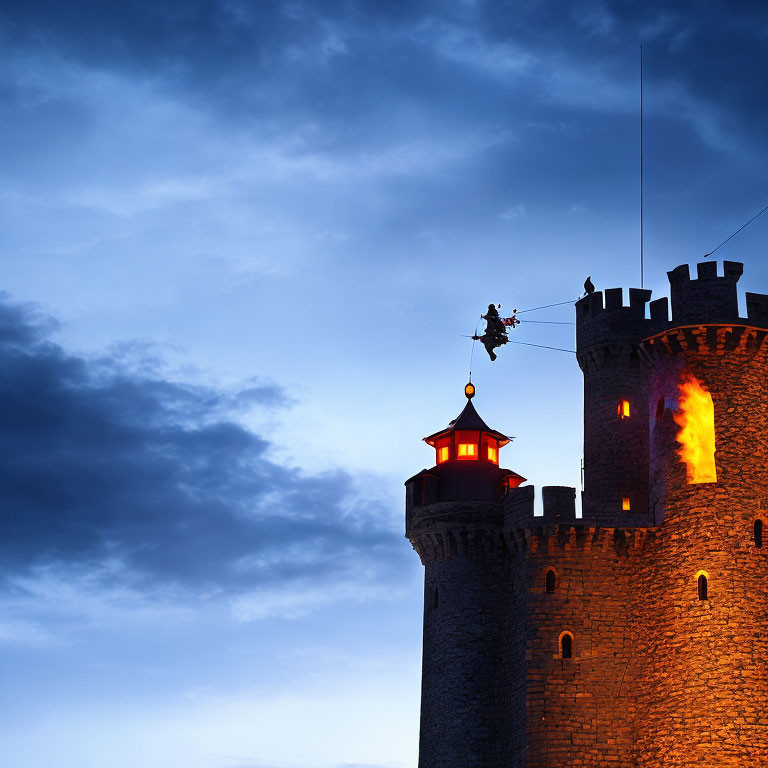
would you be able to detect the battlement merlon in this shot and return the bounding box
[668,261,743,325]
[576,288,653,352]
[745,291,768,326]
[504,485,577,528]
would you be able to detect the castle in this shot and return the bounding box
[405,260,768,767]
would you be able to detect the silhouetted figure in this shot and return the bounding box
[474,304,508,361]
[584,275,595,296]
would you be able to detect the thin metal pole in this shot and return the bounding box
[640,45,644,289]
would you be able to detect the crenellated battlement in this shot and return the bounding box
[504,485,576,526]
[577,260,768,355]
[406,484,662,565]
[668,260,743,325]
[407,499,656,565]
[576,287,653,352]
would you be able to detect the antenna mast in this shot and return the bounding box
[640,45,644,289]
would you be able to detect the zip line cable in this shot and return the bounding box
[519,319,574,325]
[516,298,576,314]
[508,340,576,354]
[704,203,768,258]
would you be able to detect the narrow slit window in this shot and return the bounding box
[545,569,556,593]
[622,497,631,511]
[755,520,763,548]
[433,587,439,609]
[655,396,665,420]
[618,399,630,418]
[698,574,708,600]
[560,633,573,659]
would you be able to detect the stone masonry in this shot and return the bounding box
[405,260,768,767]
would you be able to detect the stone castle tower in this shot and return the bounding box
[405,260,768,767]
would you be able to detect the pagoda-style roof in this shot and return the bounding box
[424,398,511,448]
[405,463,526,488]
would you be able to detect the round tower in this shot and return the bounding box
[633,260,768,766]
[405,383,525,768]
[576,286,655,525]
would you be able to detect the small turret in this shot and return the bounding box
[404,382,525,767]
[406,382,525,506]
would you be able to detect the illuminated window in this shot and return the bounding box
[560,632,573,659]
[618,399,630,418]
[755,520,763,548]
[487,446,498,463]
[675,374,716,484]
[545,569,556,593]
[437,446,450,464]
[622,497,631,511]
[698,574,708,601]
[457,443,477,459]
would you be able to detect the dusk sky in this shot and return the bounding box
[2,2,768,767]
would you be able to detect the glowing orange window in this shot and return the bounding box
[437,446,450,463]
[675,374,716,484]
[622,497,631,511]
[618,400,630,418]
[457,443,478,459]
[487,446,498,463]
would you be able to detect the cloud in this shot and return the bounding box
[0,295,409,619]
[501,204,527,220]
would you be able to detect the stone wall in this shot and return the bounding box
[516,525,646,767]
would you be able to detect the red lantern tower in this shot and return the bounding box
[407,381,525,507]
[405,383,525,767]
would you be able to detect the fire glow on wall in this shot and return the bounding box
[674,373,717,484]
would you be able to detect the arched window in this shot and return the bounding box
[698,574,708,600]
[755,520,763,548]
[560,632,573,659]
[545,569,556,593]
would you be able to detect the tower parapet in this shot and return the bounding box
[667,260,743,325]
[576,286,652,351]
[576,286,653,525]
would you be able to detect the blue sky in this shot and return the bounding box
[1,2,767,766]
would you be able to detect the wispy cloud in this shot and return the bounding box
[501,204,527,220]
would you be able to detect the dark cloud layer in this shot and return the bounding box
[0,294,405,594]
[4,0,767,142]
[3,0,766,243]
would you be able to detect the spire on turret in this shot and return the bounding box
[423,380,511,466]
